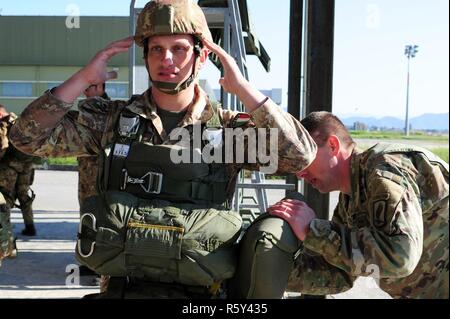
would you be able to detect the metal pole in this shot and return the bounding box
[129,0,136,96]
[286,0,304,197]
[303,0,335,220]
[405,56,410,136]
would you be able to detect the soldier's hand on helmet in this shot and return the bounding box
[202,38,267,112]
[201,38,248,96]
[80,37,134,84]
[268,199,316,241]
[54,37,133,103]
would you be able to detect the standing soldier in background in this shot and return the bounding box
[1,105,16,263]
[0,104,38,237]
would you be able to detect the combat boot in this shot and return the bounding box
[22,224,36,236]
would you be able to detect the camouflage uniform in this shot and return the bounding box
[77,156,100,211]
[77,93,110,206]
[288,143,449,299]
[0,191,16,262]
[0,113,37,235]
[10,88,317,297]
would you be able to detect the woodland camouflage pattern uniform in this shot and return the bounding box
[288,143,449,299]
[0,113,36,235]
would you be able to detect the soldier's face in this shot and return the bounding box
[296,145,339,193]
[146,35,198,84]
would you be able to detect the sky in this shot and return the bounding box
[0,0,448,119]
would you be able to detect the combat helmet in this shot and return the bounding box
[135,0,212,95]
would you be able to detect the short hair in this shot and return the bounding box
[301,111,355,148]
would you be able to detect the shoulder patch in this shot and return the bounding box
[232,113,252,128]
[372,198,388,228]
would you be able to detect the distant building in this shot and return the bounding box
[0,16,220,114]
[0,16,138,114]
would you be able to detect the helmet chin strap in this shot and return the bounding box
[150,45,201,95]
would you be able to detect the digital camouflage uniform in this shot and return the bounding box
[288,143,449,299]
[10,88,317,297]
[0,113,37,235]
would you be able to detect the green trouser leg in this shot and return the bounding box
[18,195,34,226]
[1,194,16,261]
[229,215,301,299]
[16,171,34,226]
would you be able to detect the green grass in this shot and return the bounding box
[47,157,78,165]
[430,148,449,163]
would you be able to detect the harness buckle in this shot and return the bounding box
[121,169,163,194]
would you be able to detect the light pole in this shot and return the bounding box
[404,44,419,136]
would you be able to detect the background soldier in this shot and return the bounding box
[0,104,38,237]
[10,0,317,298]
[269,111,449,299]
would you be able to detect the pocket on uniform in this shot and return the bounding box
[124,220,184,260]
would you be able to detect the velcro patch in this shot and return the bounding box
[372,200,388,228]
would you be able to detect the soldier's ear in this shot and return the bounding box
[327,135,341,156]
[198,48,209,68]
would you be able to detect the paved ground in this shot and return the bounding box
[0,170,390,299]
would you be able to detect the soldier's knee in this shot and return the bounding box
[243,216,300,254]
[230,216,301,298]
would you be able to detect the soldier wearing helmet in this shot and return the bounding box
[10,0,317,298]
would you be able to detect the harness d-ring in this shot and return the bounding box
[77,213,97,258]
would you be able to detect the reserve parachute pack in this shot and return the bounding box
[75,191,242,286]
